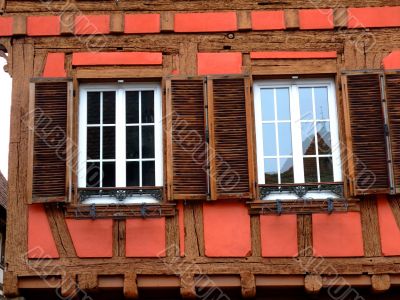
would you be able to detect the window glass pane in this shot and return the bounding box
[299,88,313,120]
[280,158,294,183]
[126,126,139,159]
[102,162,116,187]
[261,89,275,121]
[304,157,318,182]
[87,127,100,159]
[319,157,334,182]
[103,126,116,159]
[301,122,316,155]
[103,91,116,124]
[126,161,139,186]
[264,158,278,184]
[86,162,100,187]
[276,88,290,120]
[87,92,100,124]
[126,91,139,124]
[314,87,329,120]
[263,123,276,156]
[317,122,332,155]
[142,91,155,123]
[142,161,155,186]
[142,126,155,158]
[278,123,292,156]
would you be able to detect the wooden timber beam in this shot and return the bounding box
[124,273,138,299]
[371,275,391,293]
[241,272,256,298]
[304,275,323,294]
[180,274,196,299]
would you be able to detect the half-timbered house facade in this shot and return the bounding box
[2,0,400,299]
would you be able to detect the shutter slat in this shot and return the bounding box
[344,74,390,194]
[210,78,253,199]
[30,81,70,202]
[168,79,208,199]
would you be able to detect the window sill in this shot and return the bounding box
[65,203,176,220]
[248,198,360,215]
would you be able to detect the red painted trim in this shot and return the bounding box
[72,52,163,66]
[174,12,238,33]
[203,202,251,257]
[197,52,242,75]
[27,16,60,36]
[178,203,185,257]
[28,204,59,259]
[312,212,364,257]
[66,219,113,258]
[42,53,67,78]
[348,6,400,28]
[75,15,110,35]
[383,50,400,70]
[260,215,298,257]
[250,51,337,59]
[124,14,160,33]
[377,195,400,256]
[126,218,166,257]
[0,17,13,36]
[299,9,334,30]
[251,11,286,30]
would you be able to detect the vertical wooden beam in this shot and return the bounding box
[161,11,174,32]
[179,42,197,76]
[110,13,124,34]
[360,196,382,257]
[4,272,19,298]
[60,13,75,35]
[297,214,313,257]
[0,0,5,13]
[241,272,256,298]
[180,274,196,299]
[166,214,180,257]
[250,215,261,257]
[237,11,252,31]
[124,273,138,299]
[13,16,26,36]
[284,9,299,30]
[77,273,98,291]
[61,273,78,299]
[118,220,126,257]
[183,203,204,258]
[334,8,348,28]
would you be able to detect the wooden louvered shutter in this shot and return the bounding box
[208,77,255,200]
[27,80,73,203]
[342,74,391,195]
[385,73,400,193]
[166,79,208,200]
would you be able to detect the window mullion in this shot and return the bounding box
[79,90,88,188]
[312,88,321,182]
[100,92,103,187]
[116,88,126,187]
[139,91,143,187]
[291,84,305,183]
[154,87,163,186]
[273,89,281,184]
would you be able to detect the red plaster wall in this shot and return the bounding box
[75,15,110,35]
[260,215,298,257]
[348,7,400,28]
[251,11,286,30]
[124,14,160,33]
[28,204,59,259]
[203,202,251,257]
[0,17,13,36]
[66,219,113,258]
[383,50,400,69]
[197,52,242,75]
[377,195,400,256]
[299,9,334,30]
[42,53,66,78]
[27,16,60,36]
[72,52,163,66]
[126,218,166,257]
[312,212,364,257]
[250,51,337,60]
[174,12,238,32]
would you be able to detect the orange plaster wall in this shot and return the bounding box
[124,14,160,33]
[126,218,166,257]
[72,52,162,66]
[197,52,243,75]
[28,204,59,259]
[348,6,400,28]
[0,17,13,36]
[377,195,400,256]
[260,215,298,257]
[174,12,237,33]
[298,9,334,30]
[250,51,337,60]
[42,53,67,78]
[75,15,110,35]
[203,201,251,257]
[383,50,400,70]
[66,219,113,258]
[251,11,286,30]
[312,212,364,257]
[27,16,60,36]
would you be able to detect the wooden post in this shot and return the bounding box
[180,274,196,299]
[304,275,323,294]
[241,272,256,298]
[371,275,391,293]
[124,273,139,299]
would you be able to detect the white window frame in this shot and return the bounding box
[78,82,163,204]
[254,79,342,199]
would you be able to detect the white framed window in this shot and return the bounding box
[78,83,163,204]
[254,79,342,200]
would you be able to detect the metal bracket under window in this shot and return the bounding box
[327,198,334,214]
[276,199,282,215]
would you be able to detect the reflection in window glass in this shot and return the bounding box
[264,158,278,184]
[280,158,294,183]
[261,89,275,121]
[299,88,313,120]
[278,123,292,156]
[315,87,329,120]
[263,123,276,156]
[276,88,291,120]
